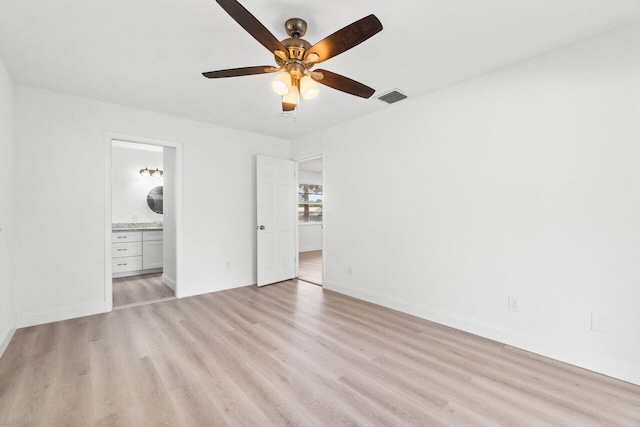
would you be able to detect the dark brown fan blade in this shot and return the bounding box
[216,0,287,55]
[282,100,296,112]
[202,66,276,78]
[313,69,375,98]
[306,15,382,63]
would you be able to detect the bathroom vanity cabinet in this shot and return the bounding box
[112,229,163,278]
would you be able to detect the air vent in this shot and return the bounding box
[377,89,407,104]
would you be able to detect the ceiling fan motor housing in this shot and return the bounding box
[276,37,313,64]
[276,18,313,69]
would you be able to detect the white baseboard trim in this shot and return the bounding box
[177,276,257,298]
[0,319,17,360]
[324,280,640,386]
[299,246,322,253]
[16,301,106,328]
[162,274,176,291]
[112,268,162,279]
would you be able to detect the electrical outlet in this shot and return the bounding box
[508,296,521,312]
[225,262,231,270]
[347,265,352,275]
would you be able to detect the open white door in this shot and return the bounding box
[257,155,297,286]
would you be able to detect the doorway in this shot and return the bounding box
[297,156,324,286]
[105,134,183,311]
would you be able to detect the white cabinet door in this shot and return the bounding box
[143,241,164,269]
[256,155,296,286]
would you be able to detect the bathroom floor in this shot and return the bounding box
[112,273,175,309]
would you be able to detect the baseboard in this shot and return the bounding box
[162,273,176,291]
[177,276,257,298]
[299,246,322,252]
[16,301,106,328]
[0,319,17,360]
[324,280,640,386]
[112,268,162,279]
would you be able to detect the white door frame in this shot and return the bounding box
[104,132,184,312]
[294,151,325,285]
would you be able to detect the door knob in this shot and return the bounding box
[259,225,265,230]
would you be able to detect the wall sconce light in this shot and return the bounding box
[140,167,163,177]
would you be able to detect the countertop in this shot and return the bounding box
[112,222,163,232]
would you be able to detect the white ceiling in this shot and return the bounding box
[1,0,639,140]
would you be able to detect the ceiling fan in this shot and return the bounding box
[202,0,383,113]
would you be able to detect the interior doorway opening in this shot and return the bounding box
[297,156,323,286]
[108,139,177,309]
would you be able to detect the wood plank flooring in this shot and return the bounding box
[1,280,639,426]
[113,273,175,308]
[299,250,322,285]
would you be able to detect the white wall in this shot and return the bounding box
[13,86,290,326]
[298,170,323,252]
[112,146,163,223]
[292,22,640,385]
[299,225,323,253]
[162,147,177,289]
[299,170,322,185]
[0,56,16,355]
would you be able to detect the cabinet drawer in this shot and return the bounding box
[143,230,163,241]
[112,256,142,273]
[112,241,142,258]
[112,231,142,243]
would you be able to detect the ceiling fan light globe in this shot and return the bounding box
[272,72,292,96]
[283,84,299,107]
[300,75,320,100]
[272,81,289,96]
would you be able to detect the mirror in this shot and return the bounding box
[147,186,163,214]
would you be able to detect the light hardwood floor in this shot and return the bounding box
[299,250,322,285]
[113,273,175,308]
[1,280,639,426]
